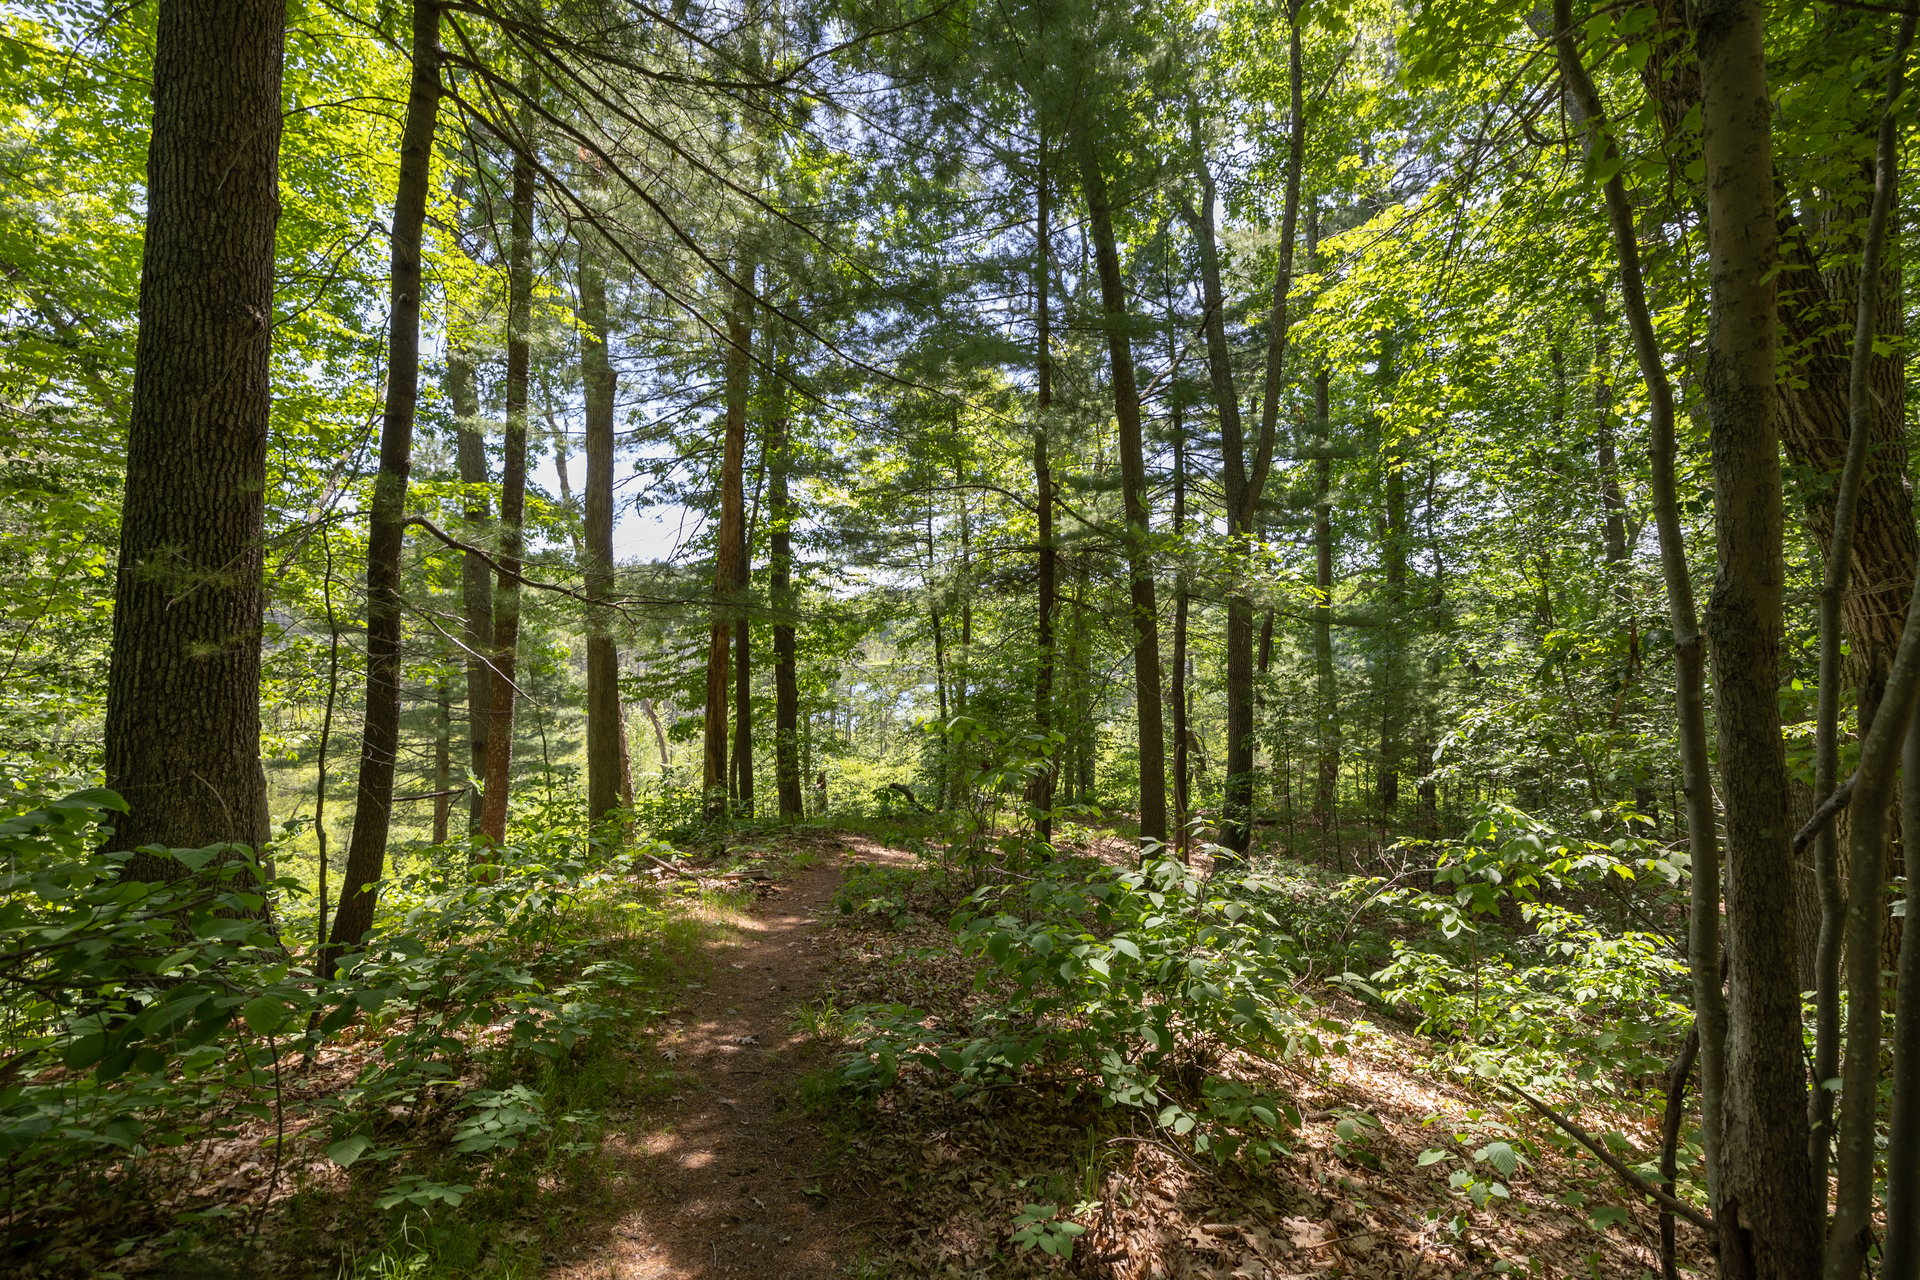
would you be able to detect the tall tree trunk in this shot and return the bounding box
[1590,308,1657,821]
[1170,388,1191,855]
[769,374,803,819]
[1182,8,1305,857]
[1077,135,1167,846]
[1311,365,1338,832]
[703,264,752,821]
[1887,710,1920,1279]
[579,234,625,828]
[1033,164,1058,842]
[1697,3,1819,1274]
[106,0,285,869]
[1821,15,1916,1277]
[1553,0,1728,1208]
[1778,150,1916,1157]
[1376,381,1406,821]
[733,529,754,817]
[448,344,491,834]
[478,122,534,845]
[955,483,973,801]
[323,0,438,969]
[432,673,452,844]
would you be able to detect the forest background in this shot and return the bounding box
[6,0,1920,1276]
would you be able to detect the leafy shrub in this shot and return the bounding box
[841,853,1341,1164]
[1338,805,1690,1087]
[1,788,315,1182]
[0,781,665,1265]
[831,862,956,928]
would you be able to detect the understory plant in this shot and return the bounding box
[0,780,681,1270]
[1337,804,1691,1093]
[841,850,1342,1164]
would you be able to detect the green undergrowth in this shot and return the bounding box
[803,781,1701,1264]
[0,778,749,1279]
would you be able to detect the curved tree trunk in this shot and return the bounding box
[448,344,491,835]
[1553,0,1729,1208]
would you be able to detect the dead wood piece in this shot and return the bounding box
[1499,1082,1714,1233]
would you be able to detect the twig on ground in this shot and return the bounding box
[639,852,699,879]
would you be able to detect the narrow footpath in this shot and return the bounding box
[555,838,896,1279]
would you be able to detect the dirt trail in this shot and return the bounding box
[556,838,899,1280]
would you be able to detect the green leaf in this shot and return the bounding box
[1474,1140,1520,1176]
[1589,1205,1631,1230]
[327,1135,371,1168]
[64,1031,108,1071]
[241,995,287,1036]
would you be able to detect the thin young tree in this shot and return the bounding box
[478,117,535,844]
[325,0,441,970]
[1550,0,1727,1208]
[768,351,804,819]
[1077,132,1167,846]
[1031,156,1059,843]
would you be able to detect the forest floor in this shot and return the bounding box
[536,825,1706,1280]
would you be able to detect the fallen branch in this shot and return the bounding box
[638,852,698,879]
[402,516,686,617]
[1499,1082,1715,1233]
[881,781,932,813]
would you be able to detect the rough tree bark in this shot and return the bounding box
[703,264,752,821]
[579,233,626,828]
[106,0,285,869]
[1697,2,1819,1274]
[448,344,491,835]
[1077,134,1167,846]
[478,120,535,845]
[323,0,439,969]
